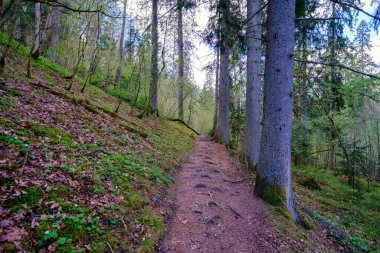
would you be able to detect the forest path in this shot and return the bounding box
[160,137,287,253]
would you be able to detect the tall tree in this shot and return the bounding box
[115,0,127,86]
[149,0,159,114]
[215,0,230,147]
[212,46,220,136]
[244,0,262,168]
[177,0,184,120]
[49,4,61,47]
[255,0,299,222]
[31,2,41,59]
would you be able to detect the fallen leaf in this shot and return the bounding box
[0,227,28,242]
[0,219,14,228]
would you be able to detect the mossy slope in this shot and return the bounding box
[0,33,196,252]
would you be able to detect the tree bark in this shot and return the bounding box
[254,0,299,223]
[330,2,337,169]
[115,0,127,86]
[377,120,380,181]
[212,47,220,136]
[31,2,41,59]
[177,0,184,120]
[244,0,262,168]
[216,0,230,147]
[149,0,159,114]
[49,4,61,46]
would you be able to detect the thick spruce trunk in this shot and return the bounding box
[216,0,230,147]
[244,0,262,168]
[254,0,299,223]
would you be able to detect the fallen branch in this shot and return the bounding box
[222,177,246,183]
[106,243,115,253]
[227,205,243,219]
[204,214,220,225]
[207,200,221,208]
[167,118,200,135]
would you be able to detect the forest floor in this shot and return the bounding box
[160,137,339,253]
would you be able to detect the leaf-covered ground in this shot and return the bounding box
[0,34,196,252]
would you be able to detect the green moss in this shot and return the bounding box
[9,90,22,97]
[34,220,54,238]
[84,103,98,113]
[15,129,31,137]
[255,174,287,207]
[0,119,12,127]
[10,186,42,212]
[31,124,73,144]
[3,243,17,253]
[298,213,315,230]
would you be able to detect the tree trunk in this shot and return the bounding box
[216,0,230,147]
[254,0,299,223]
[301,26,309,164]
[49,4,61,47]
[330,2,337,169]
[19,17,28,44]
[149,0,159,114]
[377,120,380,181]
[115,0,127,86]
[31,3,41,59]
[177,0,184,120]
[212,47,220,136]
[244,0,262,168]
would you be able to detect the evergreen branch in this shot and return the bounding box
[295,59,380,79]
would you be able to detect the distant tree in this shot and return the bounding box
[149,0,159,115]
[115,0,127,86]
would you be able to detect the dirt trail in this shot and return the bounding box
[161,137,287,253]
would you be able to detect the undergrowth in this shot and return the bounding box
[0,32,196,252]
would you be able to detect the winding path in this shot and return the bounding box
[161,137,287,253]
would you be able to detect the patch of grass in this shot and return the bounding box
[0,119,13,127]
[37,56,72,77]
[0,98,17,107]
[31,124,73,144]
[11,186,42,212]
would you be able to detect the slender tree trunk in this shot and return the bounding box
[40,8,52,51]
[81,14,100,93]
[301,27,309,164]
[19,17,28,44]
[244,0,262,168]
[31,3,41,59]
[330,2,337,169]
[0,10,16,75]
[149,0,159,114]
[216,0,230,147]
[50,4,61,47]
[254,0,299,223]
[212,47,220,136]
[115,0,127,86]
[177,0,184,120]
[377,120,380,181]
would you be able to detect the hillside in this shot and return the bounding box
[0,35,196,252]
